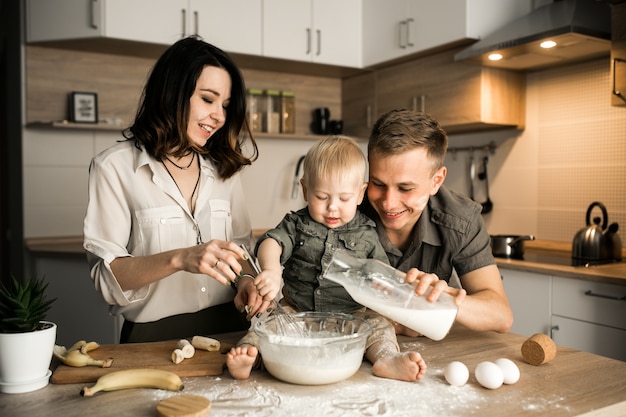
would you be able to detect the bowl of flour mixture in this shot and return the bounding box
[254,312,371,385]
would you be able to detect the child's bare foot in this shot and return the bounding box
[372,351,427,382]
[226,345,258,380]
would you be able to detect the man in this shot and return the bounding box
[360,109,513,335]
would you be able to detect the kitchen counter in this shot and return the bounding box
[495,240,626,286]
[1,326,625,416]
[27,237,626,286]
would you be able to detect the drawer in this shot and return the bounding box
[552,277,626,330]
[551,316,626,362]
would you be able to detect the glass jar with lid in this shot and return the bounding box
[246,88,264,133]
[280,91,295,134]
[264,89,281,134]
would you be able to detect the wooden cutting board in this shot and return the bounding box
[51,340,233,384]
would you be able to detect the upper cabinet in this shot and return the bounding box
[611,2,626,107]
[191,0,262,56]
[362,0,531,67]
[344,46,525,136]
[27,0,187,45]
[26,0,262,56]
[263,0,361,67]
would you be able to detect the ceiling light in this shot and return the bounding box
[540,40,557,49]
[488,53,503,61]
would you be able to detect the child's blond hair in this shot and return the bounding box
[301,135,366,188]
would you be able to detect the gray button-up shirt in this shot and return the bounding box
[256,208,389,312]
[361,185,495,282]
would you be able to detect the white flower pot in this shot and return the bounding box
[0,321,56,394]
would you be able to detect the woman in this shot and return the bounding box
[83,36,260,343]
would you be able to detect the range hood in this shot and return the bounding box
[454,0,611,70]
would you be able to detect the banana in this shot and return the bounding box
[80,369,184,397]
[171,348,185,365]
[54,343,113,368]
[176,339,195,359]
[80,341,101,354]
[191,336,220,352]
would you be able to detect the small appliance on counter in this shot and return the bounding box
[572,201,622,266]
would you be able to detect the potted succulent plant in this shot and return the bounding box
[0,275,57,394]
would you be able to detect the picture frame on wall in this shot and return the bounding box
[69,91,98,123]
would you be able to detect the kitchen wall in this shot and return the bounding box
[444,56,625,243]
[23,56,625,246]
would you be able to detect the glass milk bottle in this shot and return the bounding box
[323,249,458,341]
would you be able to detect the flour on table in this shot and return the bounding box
[152,366,571,417]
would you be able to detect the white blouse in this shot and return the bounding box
[83,140,253,322]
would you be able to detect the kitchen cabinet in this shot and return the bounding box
[551,276,626,362]
[27,0,186,45]
[341,71,376,139]
[29,251,120,347]
[262,0,361,67]
[501,269,552,337]
[190,0,261,56]
[343,46,525,136]
[611,2,626,107]
[361,0,532,67]
[26,0,262,56]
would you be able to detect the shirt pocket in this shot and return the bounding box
[134,206,186,254]
[209,199,233,241]
[337,234,373,259]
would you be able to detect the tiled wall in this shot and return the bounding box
[23,56,626,246]
[444,57,626,243]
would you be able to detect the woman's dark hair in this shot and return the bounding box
[124,36,258,179]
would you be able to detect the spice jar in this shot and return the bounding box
[264,89,281,134]
[246,88,264,133]
[280,91,295,134]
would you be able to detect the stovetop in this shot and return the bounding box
[499,253,622,268]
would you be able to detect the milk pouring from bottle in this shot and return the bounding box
[323,250,458,341]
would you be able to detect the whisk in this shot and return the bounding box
[240,244,304,336]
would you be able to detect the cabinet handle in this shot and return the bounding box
[550,325,559,339]
[90,0,99,30]
[181,9,186,38]
[366,105,372,129]
[193,11,199,36]
[316,30,321,56]
[613,58,626,103]
[306,28,311,55]
[413,95,426,112]
[406,18,414,47]
[399,20,407,48]
[584,290,626,301]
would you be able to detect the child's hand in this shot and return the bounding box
[254,269,282,302]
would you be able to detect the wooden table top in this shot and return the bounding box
[2,326,625,417]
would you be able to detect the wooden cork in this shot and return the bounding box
[521,333,557,365]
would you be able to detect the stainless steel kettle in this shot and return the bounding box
[572,202,622,263]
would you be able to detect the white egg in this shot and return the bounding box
[475,361,504,389]
[495,358,520,384]
[444,361,469,387]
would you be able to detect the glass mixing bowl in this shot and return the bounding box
[254,311,371,385]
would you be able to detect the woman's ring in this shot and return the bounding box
[215,260,221,268]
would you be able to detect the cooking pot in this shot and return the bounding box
[490,235,535,259]
[572,202,622,263]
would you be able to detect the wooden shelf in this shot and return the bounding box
[27,121,125,131]
[25,123,363,141]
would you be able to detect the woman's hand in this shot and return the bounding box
[178,239,246,285]
[404,268,467,306]
[234,275,274,319]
